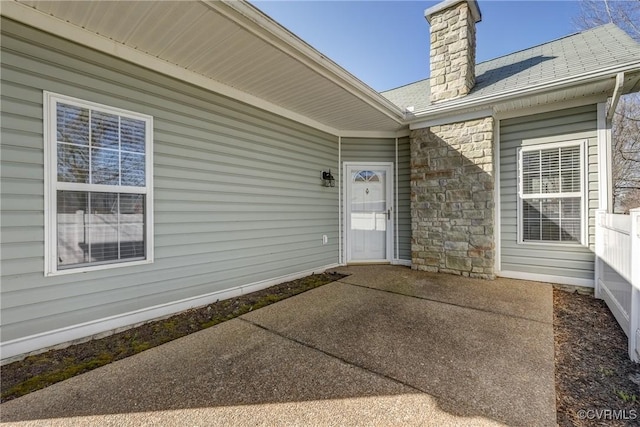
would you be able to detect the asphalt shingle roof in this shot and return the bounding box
[381,24,640,113]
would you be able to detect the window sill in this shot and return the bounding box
[45,258,153,277]
[516,240,586,248]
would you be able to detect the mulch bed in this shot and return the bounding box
[554,288,639,426]
[0,272,345,402]
[2,274,639,426]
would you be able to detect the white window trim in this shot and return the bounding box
[516,139,588,246]
[44,91,154,276]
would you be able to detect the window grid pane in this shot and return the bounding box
[522,146,580,196]
[521,197,581,243]
[560,147,581,192]
[58,144,90,183]
[91,111,120,150]
[120,117,146,153]
[57,104,89,146]
[91,147,120,185]
[57,191,145,268]
[121,152,146,186]
[56,102,146,188]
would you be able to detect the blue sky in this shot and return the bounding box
[251,1,583,91]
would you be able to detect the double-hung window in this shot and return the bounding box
[45,92,153,275]
[518,141,586,245]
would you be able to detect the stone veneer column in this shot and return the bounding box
[411,117,495,279]
[428,1,478,103]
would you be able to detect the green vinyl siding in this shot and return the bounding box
[397,136,411,260]
[499,105,598,281]
[0,18,339,344]
[341,137,411,261]
[341,137,396,163]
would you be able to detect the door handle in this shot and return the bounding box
[387,207,392,220]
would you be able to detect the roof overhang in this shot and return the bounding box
[1,0,407,136]
[3,0,639,136]
[408,61,640,129]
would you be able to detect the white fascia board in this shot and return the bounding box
[204,0,406,124]
[495,94,609,121]
[0,0,344,136]
[412,62,640,119]
[410,108,494,130]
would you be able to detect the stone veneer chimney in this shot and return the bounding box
[410,0,495,279]
[425,0,481,103]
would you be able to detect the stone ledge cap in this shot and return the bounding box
[425,0,482,24]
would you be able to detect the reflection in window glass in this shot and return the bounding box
[121,117,146,153]
[91,147,119,185]
[353,170,380,182]
[56,102,147,188]
[57,191,145,268]
[58,144,90,183]
[91,111,120,149]
[50,95,151,273]
[121,152,145,186]
[120,194,145,259]
[57,104,89,146]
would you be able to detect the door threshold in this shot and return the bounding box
[346,261,391,266]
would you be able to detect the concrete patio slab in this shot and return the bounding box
[2,394,507,427]
[243,270,555,426]
[1,319,411,419]
[1,266,556,426]
[332,265,553,323]
[0,317,507,427]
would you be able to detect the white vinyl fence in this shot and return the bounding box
[595,208,640,362]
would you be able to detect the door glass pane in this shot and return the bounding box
[351,170,385,230]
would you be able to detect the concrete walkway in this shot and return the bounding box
[0,266,556,426]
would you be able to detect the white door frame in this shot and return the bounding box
[343,162,394,264]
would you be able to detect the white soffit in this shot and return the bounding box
[10,0,406,134]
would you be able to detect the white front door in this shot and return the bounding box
[345,163,393,263]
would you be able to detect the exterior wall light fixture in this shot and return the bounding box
[321,170,335,187]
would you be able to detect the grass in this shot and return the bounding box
[2,353,115,400]
[615,389,638,403]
